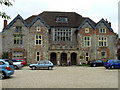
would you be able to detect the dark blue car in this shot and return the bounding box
[104,59,120,69]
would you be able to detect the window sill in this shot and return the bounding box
[99,46,108,47]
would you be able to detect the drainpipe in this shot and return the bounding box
[95,28,96,60]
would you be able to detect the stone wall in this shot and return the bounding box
[0,32,2,58]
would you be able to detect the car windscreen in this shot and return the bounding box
[112,60,117,63]
[4,60,13,65]
[106,60,108,63]
[20,60,24,62]
[12,60,19,62]
[15,60,20,62]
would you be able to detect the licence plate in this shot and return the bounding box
[104,65,106,66]
[12,67,14,70]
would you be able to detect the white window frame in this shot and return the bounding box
[85,53,89,62]
[101,51,106,58]
[36,51,40,62]
[54,28,72,41]
[84,36,91,47]
[98,37,107,47]
[35,35,42,45]
[85,28,89,33]
[14,35,23,45]
[99,28,106,33]
[36,27,41,32]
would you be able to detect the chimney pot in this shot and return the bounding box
[4,20,7,29]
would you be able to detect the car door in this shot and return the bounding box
[0,61,5,71]
[99,60,104,66]
[118,60,120,68]
[38,61,45,68]
[112,60,118,68]
[96,60,103,66]
[44,60,49,68]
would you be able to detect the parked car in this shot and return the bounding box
[29,60,53,70]
[0,59,14,79]
[14,58,27,66]
[89,60,104,67]
[9,59,23,69]
[104,59,120,69]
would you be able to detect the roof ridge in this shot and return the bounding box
[42,11,77,13]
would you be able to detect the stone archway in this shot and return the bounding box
[50,53,57,65]
[61,53,67,65]
[71,53,77,65]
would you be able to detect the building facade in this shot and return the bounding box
[2,11,117,65]
[0,32,2,58]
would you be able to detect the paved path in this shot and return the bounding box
[1,66,118,88]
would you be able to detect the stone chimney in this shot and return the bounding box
[4,20,7,29]
[105,19,108,23]
[108,22,111,27]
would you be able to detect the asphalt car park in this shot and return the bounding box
[1,66,118,88]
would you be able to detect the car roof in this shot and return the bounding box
[38,60,50,62]
[0,59,9,63]
[110,59,118,61]
[14,58,25,60]
[0,59,5,61]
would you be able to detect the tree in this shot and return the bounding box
[0,0,14,19]
[2,52,9,59]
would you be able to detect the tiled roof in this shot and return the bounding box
[25,11,94,28]
[3,11,114,32]
[25,15,37,25]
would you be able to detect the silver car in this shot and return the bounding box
[7,59,23,69]
[29,60,53,70]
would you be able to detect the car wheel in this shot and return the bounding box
[0,72,6,79]
[93,64,96,67]
[32,66,36,70]
[14,65,18,69]
[105,67,109,69]
[48,66,52,70]
[110,65,114,69]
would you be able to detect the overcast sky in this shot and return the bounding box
[0,0,119,33]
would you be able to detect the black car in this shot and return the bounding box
[89,60,104,67]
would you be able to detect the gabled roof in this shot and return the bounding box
[2,14,28,32]
[95,18,113,31]
[29,16,50,29]
[77,18,95,30]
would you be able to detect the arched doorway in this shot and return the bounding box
[71,53,77,65]
[50,53,57,65]
[61,53,67,65]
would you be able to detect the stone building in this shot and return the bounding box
[2,11,117,65]
[0,32,2,58]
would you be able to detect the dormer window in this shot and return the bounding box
[16,26,22,32]
[36,27,41,32]
[56,17,68,23]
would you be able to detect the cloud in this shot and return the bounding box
[0,0,119,33]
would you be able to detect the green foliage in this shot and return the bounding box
[0,0,14,19]
[2,52,9,59]
[0,12,10,19]
[0,0,13,6]
[25,64,30,66]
